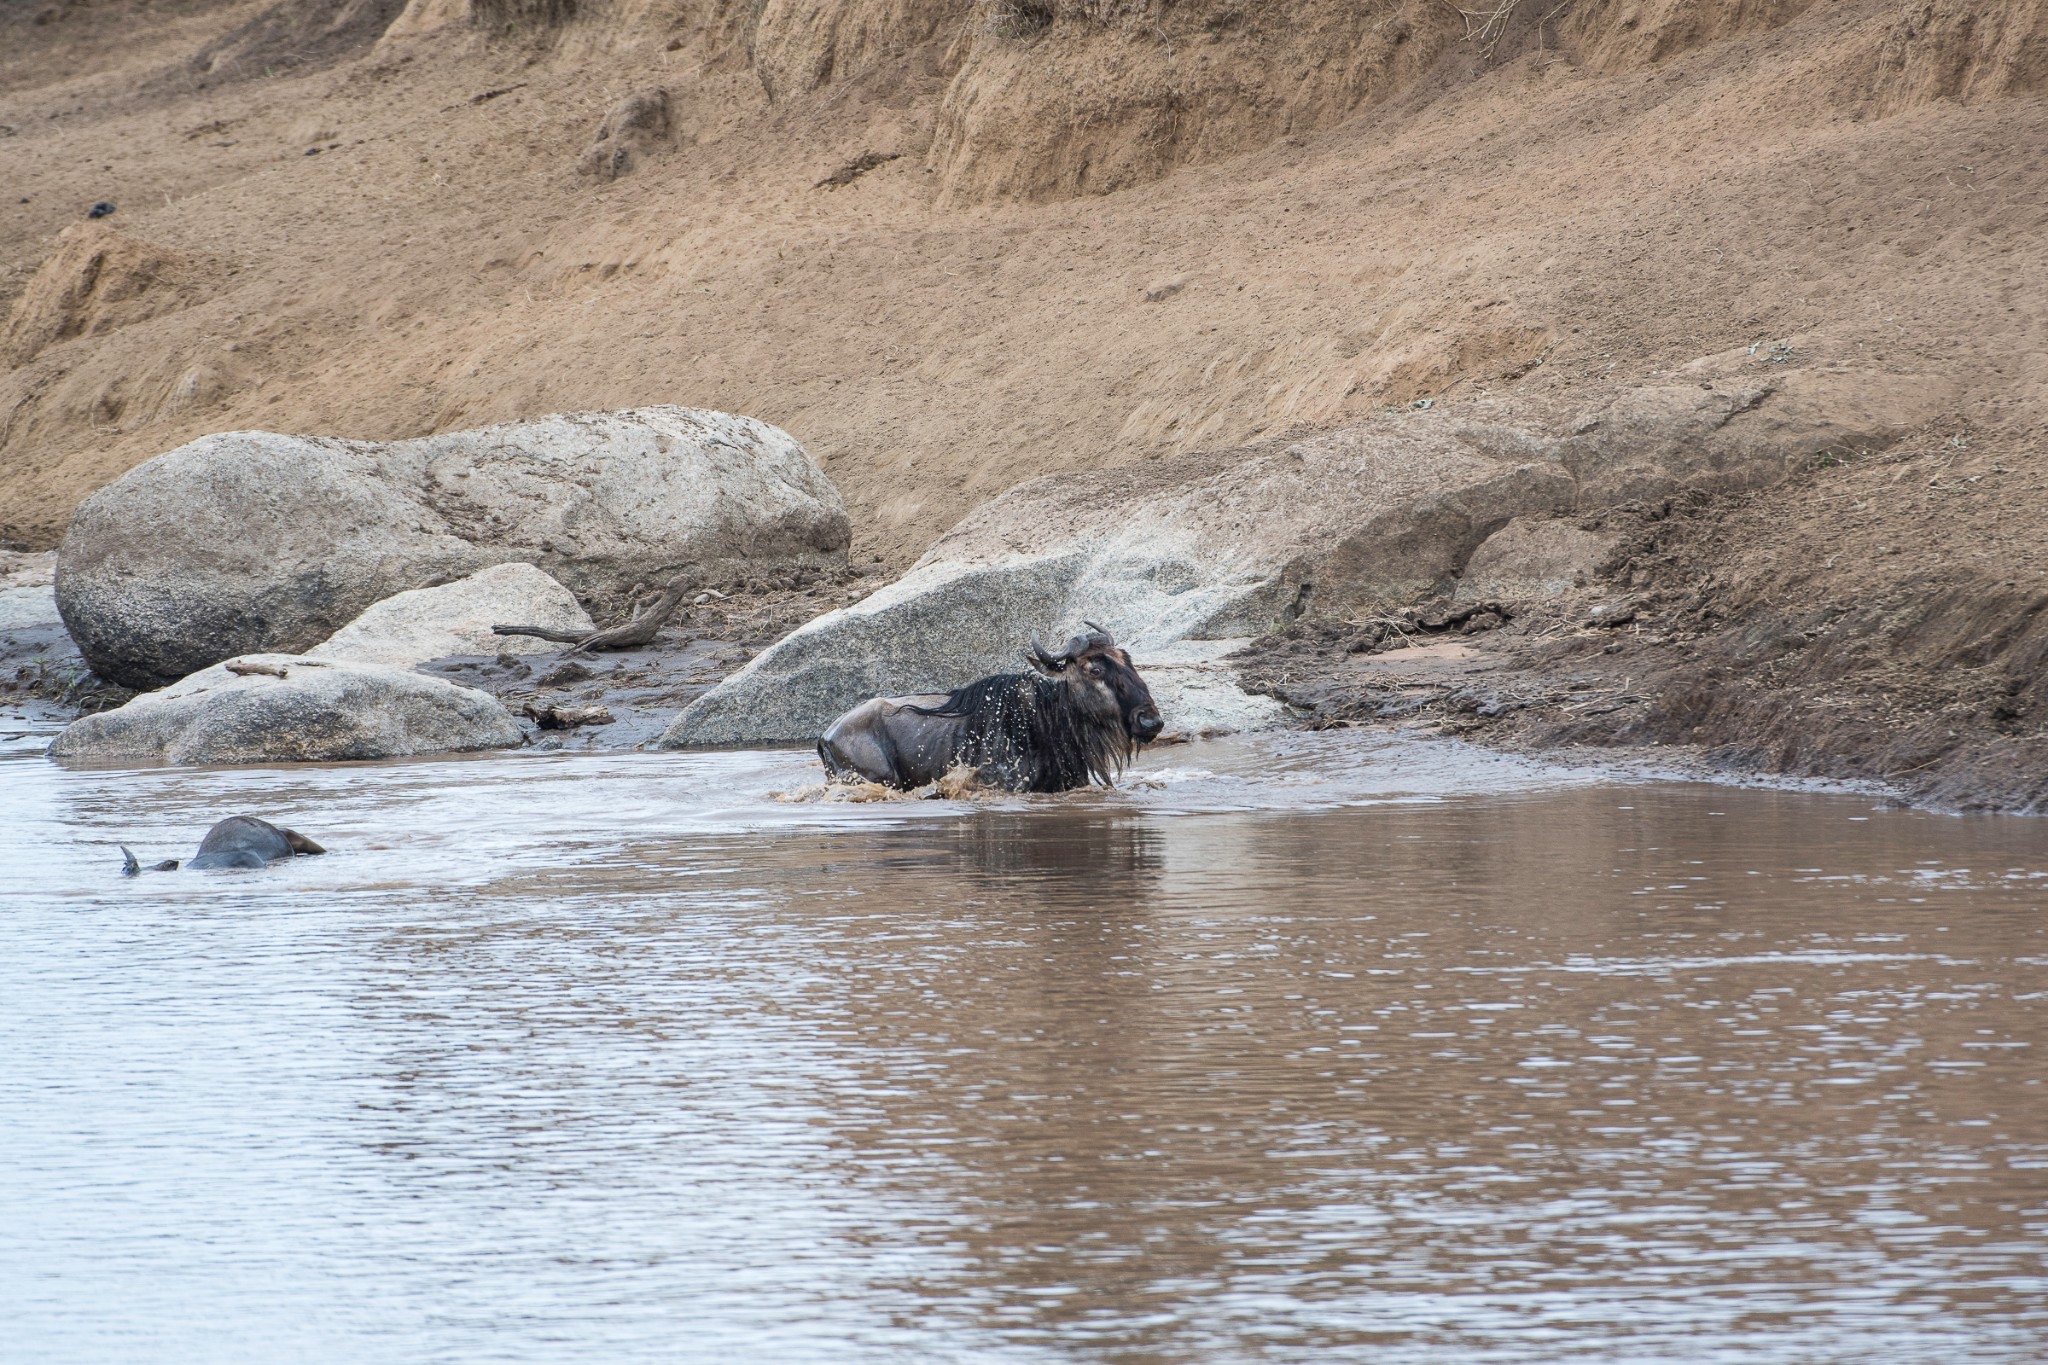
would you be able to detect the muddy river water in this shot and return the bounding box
[5,732,2045,1363]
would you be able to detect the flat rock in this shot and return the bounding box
[308,562,594,667]
[57,406,848,689]
[48,653,523,765]
[1454,517,1620,602]
[0,584,60,634]
[660,379,1879,747]
[0,550,61,633]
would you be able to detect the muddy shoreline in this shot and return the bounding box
[0,562,886,760]
[1234,428,2048,815]
[11,424,2045,813]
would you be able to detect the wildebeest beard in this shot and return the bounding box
[903,672,1138,792]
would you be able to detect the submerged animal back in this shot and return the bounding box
[190,815,297,867]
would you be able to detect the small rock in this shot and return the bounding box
[577,87,670,179]
[1141,276,1186,303]
[1587,601,1638,628]
[539,661,595,687]
[521,701,615,730]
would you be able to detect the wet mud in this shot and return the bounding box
[1237,428,2048,814]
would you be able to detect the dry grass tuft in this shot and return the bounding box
[471,0,577,33]
[981,0,1054,40]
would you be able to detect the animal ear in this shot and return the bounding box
[282,829,326,856]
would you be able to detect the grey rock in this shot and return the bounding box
[308,562,594,667]
[48,653,523,766]
[0,584,60,634]
[661,377,1886,748]
[1454,518,1621,602]
[0,550,60,632]
[57,406,848,689]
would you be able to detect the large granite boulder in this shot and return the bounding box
[56,406,848,689]
[48,654,523,765]
[307,563,593,667]
[660,375,1907,747]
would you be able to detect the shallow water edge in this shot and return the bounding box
[5,730,2045,1364]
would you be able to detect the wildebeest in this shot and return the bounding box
[121,815,326,874]
[817,624,1164,792]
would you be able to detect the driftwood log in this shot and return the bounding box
[493,578,690,653]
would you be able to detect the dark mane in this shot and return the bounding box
[904,672,1136,792]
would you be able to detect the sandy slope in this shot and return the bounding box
[3,0,2042,564]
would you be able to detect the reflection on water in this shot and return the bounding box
[4,733,2046,1363]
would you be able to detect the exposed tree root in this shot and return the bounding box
[493,578,691,653]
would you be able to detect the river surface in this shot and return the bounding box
[5,732,2046,1364]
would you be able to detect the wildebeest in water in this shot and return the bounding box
[818,624,1165,792]
[121,815,326,874]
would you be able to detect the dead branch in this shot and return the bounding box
[225,659,289,678]
[490,623,592,644]
[493,577,692,653]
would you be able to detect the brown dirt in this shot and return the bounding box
[4,0,2044,561]
[1237,419,2048,811]
[3,0,2045,801]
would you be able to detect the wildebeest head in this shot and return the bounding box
[1025,622,1165,745]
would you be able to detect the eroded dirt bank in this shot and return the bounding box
[1239,421,2048,812]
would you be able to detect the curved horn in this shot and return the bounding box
[1026,632,1068,671]
[1062,621,1115,658]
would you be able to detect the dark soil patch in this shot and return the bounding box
[1240,422,2048,812]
